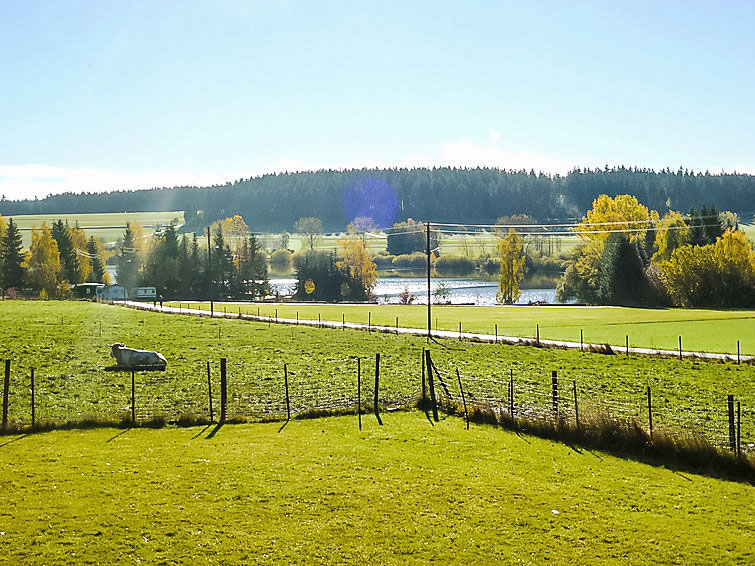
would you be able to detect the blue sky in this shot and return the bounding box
[1,0,754,200]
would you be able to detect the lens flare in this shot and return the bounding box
[343,178,398,229]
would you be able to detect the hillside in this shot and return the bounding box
[2,167,754,232]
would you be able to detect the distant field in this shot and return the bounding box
[180,302,755,356]
[1,414,753,564]
[6,211,185,246]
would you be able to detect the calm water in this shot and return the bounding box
[269,277,558,305]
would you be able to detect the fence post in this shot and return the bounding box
[737,401,741,457]
[509,368,514,418]
[728,395,735,452]
[625,335,629,357]
[368,312,371,333]
[318,313,321,328]
[421,348,426,402]
[342,313,345,330]
[495,324,498,343]
[357,357,362,431]
[551,370,558,418]
[275,308,278,322]
[220,358,227,424]
[536,324,540,343]
[373,353,382,425]
[284,363,290,422]
[296,311,299,325]
[678,335,682,360]
[2,360,9,430]
[131,370,136,426]
[572,379,579,429]
[456,369,469,430]
[647,386,653,440]
[207,361,214,422]
[396,316,399,335]
[31,368,35,428]
[580,329,583,352]
[210,301,214,316]
[426,349,439,422]
[737,340,740,365]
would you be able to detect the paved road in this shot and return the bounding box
[119,301,752,363]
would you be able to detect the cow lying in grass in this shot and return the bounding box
[110,343,167,369]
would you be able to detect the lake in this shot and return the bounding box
[269,277,558,305]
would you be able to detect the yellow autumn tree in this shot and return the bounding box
[337,234,377,299]
[26,223,61,299]
[69,223,91,283]
[576,194,650,244]
[211,215,250,265]
[651,210,690,263]
[658,230,755,307]
[496,228,526,304]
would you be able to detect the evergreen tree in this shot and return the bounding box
[596,233,649,306]
[85,236,106,283]
[0,219,27,292]
[51,220,81,285]
[116,223,141,290]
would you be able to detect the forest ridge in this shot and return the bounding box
[2,166,754,230]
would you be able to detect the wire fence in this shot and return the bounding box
[1,351,752,458]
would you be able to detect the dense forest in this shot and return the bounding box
[2,167,754,231]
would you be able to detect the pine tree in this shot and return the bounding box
[0,219,27,293]
[86,236,106,283]
[116,223,140,290]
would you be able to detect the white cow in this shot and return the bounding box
[110,343,167,369]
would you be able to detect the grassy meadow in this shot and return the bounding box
[0,301,753,452]
[7,211,185,246]
[1,413,753,564]
[178,301,755,356]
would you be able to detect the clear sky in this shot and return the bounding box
[1,0,754,200]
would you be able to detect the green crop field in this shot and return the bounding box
[178,301,755,356]
[1,413,753,564]
[1,301,753,453]
[5,211,185,247]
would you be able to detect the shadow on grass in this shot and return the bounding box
[205,422,224,439]
[106,429,129,443]
[0,433,29,448]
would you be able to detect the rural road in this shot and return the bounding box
[118,301,753,364]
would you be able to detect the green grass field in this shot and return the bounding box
[1,301,753,452]
[0,413,753,564]
[6,211,185,246]
[179,301,755,356]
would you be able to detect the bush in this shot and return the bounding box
[435,255,475,275]
[270,249,293,273]
[391,252,427,272]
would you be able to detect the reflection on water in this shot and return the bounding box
[269,277,559,305]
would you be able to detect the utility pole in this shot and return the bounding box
[206,226,212,300]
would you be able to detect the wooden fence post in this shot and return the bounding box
[459,321,462,340]
[396,316,399,335]
[342,313,345,330]
[572,379,579,429]
[220,358,227,424]
[647,386,653,440]
[625,335,629,357]
[207,361,214,422]
[421,348,426,402]
[210,301,214,316]
[357,357,362,431]
[580,329,583,352]
[551,370,558,418]
[131,370,136,426]
[284,363,290,422]
[368,312,371,333]
[678,335,682,360]
[373,353,382,425]
[495,324,498,343]
[2,359,9,430]
[728,395,735,452]
[737,401,741,457]
[30,368,35,428]
[425,349,439,422]
[456,369,469,430]
[737,340,740,365]
[509,368,514,418]
[536,324,540,343]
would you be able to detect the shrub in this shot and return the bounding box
[435,255,475,275]
[270,249,293,273]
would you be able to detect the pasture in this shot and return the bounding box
[177,301,755,356]
[0,413,753,564]
[0,301,753,455]
[6,211,185,246]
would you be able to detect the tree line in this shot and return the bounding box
[2,167,754,232]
